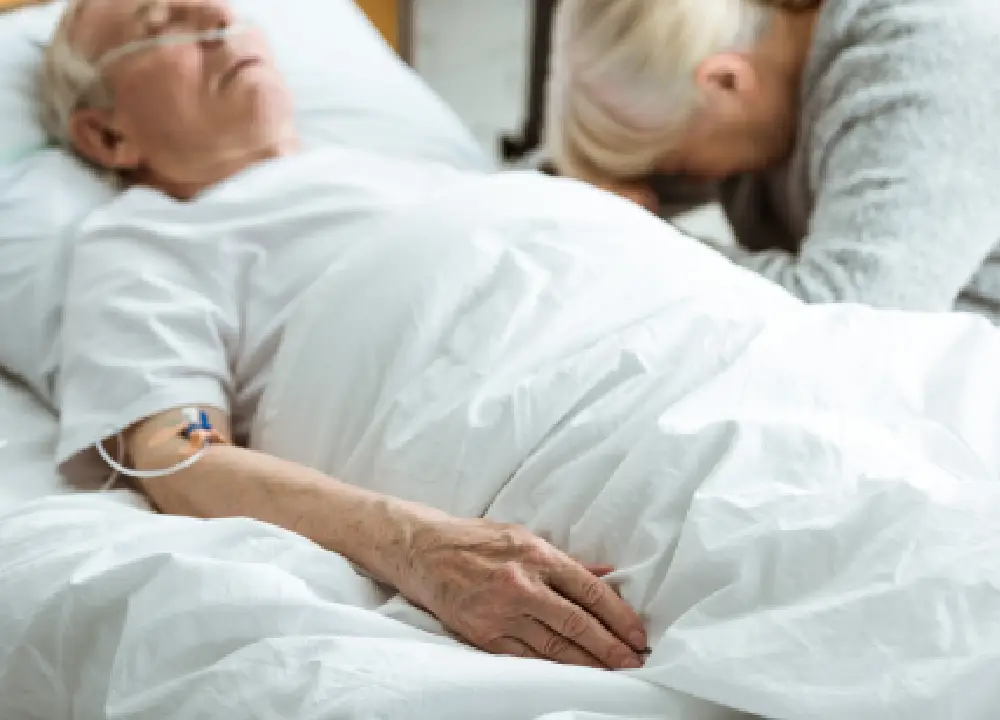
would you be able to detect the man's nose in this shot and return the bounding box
[191,0,235,41]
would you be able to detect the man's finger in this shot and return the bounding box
[550,556,648,654]
[487,637,542,661]
[585,566,624,598]
[586,564,615,578]
[530,584,644,671]
[514,616,604,669]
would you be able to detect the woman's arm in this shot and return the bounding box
[126,407,648,670]
[716,4,1000,311]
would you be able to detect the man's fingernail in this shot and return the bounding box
[620,656,643,670]
[629,631,646,649]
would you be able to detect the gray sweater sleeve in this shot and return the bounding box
[716,0,1000,312]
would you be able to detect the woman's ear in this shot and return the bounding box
[694,52,759,107]
[66,108,142,170]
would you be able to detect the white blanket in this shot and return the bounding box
[255,174,1000,718]
[1,494,708,719]
[3,173,1000,719]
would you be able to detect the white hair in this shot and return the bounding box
[545,0,775,185]
[36,0,112,148]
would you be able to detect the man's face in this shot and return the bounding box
[69,0,296,192]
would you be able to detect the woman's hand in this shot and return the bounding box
[398,514,648,670]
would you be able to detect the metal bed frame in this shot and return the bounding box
[499,0,557,166]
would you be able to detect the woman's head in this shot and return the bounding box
[547,0,821,186]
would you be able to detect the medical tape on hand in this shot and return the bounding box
[94,22,253,72]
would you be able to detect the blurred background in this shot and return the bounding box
[357,0,536,162]
[415,1,534,163]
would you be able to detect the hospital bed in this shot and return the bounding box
[0,1,690,717]
[6,1,1000,719]
[0,359,688,720]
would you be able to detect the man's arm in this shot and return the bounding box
[125,407,648,670]
[59,196,646,671]
[127,406,418,585]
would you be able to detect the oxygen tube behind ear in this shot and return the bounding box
[95,408,226,491]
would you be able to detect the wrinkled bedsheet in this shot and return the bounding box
[258,174,1000,718]
[4,173,1000,719]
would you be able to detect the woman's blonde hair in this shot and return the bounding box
[545,0,775,186]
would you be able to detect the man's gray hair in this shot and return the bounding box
[36,0,112,147]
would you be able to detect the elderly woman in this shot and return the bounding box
[546,0,1000,320]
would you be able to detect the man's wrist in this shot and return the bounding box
[361,494,444,589]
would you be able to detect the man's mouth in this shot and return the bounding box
[219,57,261,89]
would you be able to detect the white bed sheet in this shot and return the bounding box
[0,371,67,512]
[254,171,1000,718]
[0,378,705,719]
[8,167,1000,717]
[0,310,700,718]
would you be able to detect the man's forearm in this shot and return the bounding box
[134,442,436,588]
[121,411,649,670]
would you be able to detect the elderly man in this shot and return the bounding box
[40,0,649,671]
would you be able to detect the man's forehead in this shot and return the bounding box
[71,0,149,59]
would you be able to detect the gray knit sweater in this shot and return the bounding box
[717,0,1000,323]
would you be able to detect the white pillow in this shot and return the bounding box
[0,0,491,402]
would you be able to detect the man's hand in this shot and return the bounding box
[401,516,648,670]
[127,409,647,670]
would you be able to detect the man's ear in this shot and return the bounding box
[66,108,142,170]
[694,52,758,108]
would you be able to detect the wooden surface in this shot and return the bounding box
[355,0,407,57]
[0,0,46,11]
